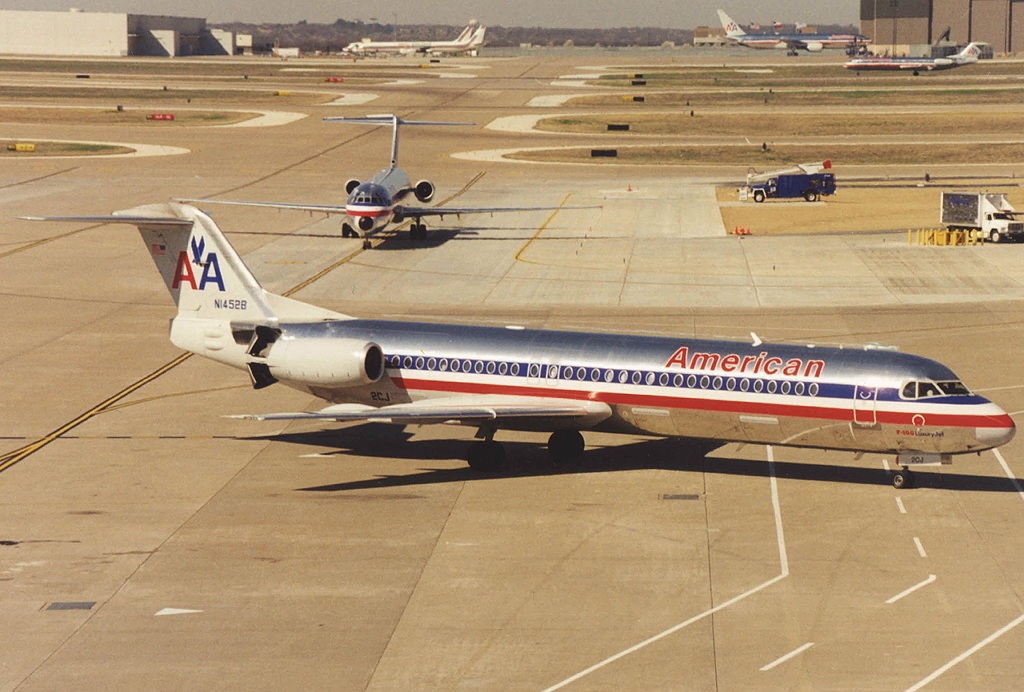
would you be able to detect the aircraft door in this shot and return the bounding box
[853,385,878,426]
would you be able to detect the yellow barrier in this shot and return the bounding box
[6,142,35,152]
[908,228,984,246]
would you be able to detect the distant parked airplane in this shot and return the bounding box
[344,24,486,56]
[845,42,984,75]
[718,9,870,55]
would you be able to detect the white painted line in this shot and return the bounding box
[155,607,203,616]
[886,575,937,604]
[760,642,814,672]
[913,537,927,558]
[896,497,907,514]
[902,612,1024,692]
[992,448,1024,502]
[540,445,788,692]
[882,459,892,474]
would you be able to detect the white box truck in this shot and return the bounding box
[940,191,1024,243]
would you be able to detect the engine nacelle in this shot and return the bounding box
[805,42,823,52]
[345,179,361,195]
[264,337,384,388]
[414,179,435,203]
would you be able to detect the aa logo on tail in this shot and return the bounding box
[172,235,225,291]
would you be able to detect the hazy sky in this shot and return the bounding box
[0,1,858,29]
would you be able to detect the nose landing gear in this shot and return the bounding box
[892,467,914,489]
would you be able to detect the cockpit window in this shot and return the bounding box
[937,380,971,396]
[902,380,971,399]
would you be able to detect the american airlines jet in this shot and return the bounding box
[718,9,870,55]
[25,204,1015,489]
[845,42,984,75]
[179,115,589,249]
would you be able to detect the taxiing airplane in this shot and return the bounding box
[25,204,1015,488]
[344,24,486,56]
[845,42,984,75]
[718,9,870,54]
[178,114,588,249]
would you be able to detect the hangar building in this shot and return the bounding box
[860,0,1024,54]
[0,9,234,57]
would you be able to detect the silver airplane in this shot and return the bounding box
[25,203,1016,489]
[178,114,588,249]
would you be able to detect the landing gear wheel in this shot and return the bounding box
[547,429,585,462]
[409,223,427,241]
[467,440,506,472]
[362,238,372,249]
[892,468,914,489]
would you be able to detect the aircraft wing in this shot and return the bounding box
[229,396,611,427]
[399,204,598,219]
[173,198,347,216]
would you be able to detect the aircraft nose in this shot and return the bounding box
[976,414,1016,448]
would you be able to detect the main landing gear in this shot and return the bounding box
[892,466,915,489]
[465,430,586,472]
[409,222,428,241]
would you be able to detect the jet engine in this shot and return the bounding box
[804,42,823,52]
[345,179,361,195]
[248,334,384,389]
[414,179,435,203]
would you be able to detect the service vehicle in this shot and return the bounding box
[941,191,1024,243]
[745,160,836,203]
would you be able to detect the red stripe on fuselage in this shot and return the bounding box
[389,374,1012,430]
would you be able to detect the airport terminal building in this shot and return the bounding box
[861,0,1024,53]
[0,9,234,57]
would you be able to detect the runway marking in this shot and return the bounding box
[760,642,814,672]
[896,497,907,514]
[154,607,203,617]
[882,459,892,474]
[540,445,788,692]
[886,575,936,604]
[513,193,578,265]
[992,448,1024,502]
[913,537,927,558]
[902,612,1024,692]
[0,352,194,474]
[0,222,105,260]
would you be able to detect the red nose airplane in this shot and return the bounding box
[179,114,593,249]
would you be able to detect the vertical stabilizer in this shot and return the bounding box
[114,203,278,322]
[717,9,745,38]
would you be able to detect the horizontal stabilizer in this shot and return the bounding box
[173,198,346,216]
[20,214,192,227]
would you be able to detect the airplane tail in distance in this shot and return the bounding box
[469,26,486,47]
[453,25,473,43]
[958,42,983,60]
[717,9,745,38]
